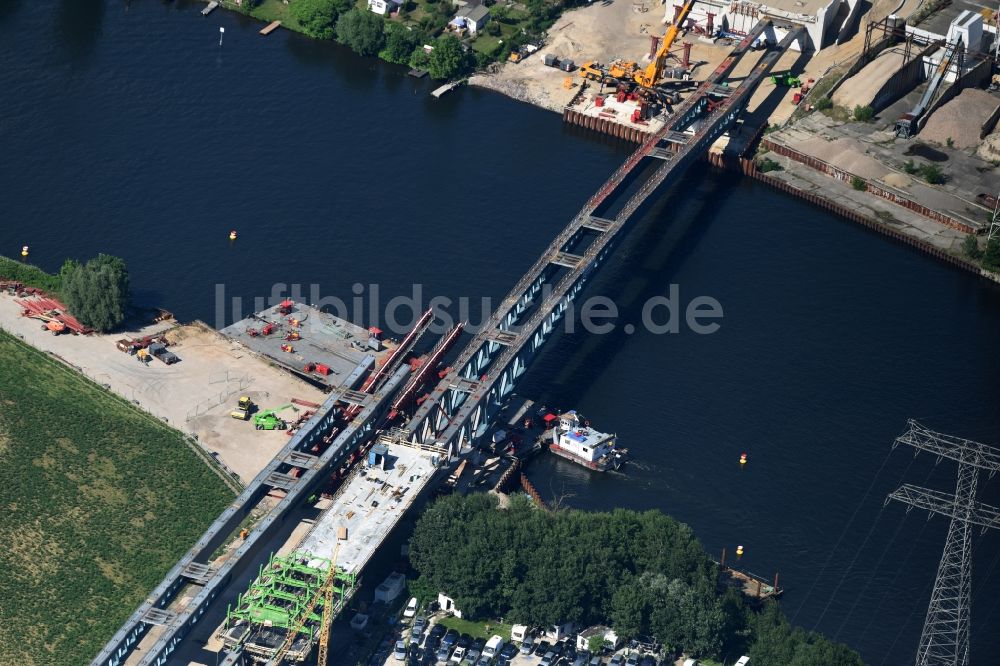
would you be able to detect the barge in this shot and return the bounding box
[548,410,626,471]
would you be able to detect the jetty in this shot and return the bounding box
[201,1,218,16]
[259,20,281,36]
[431,81,462,98]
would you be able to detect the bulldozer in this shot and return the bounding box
[253,404,295,431]
[230,396,254,421]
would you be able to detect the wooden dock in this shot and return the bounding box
[201,1,219,16]
[431,81,461,98]
[260,20,282,35]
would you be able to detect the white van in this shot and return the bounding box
[483,635,504,658]
[511,624,529,642]
[403,597,418,618]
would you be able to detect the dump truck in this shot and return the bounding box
[148,342,180,365]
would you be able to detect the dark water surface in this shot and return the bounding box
[2,2,1000,664]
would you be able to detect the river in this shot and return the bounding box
[2,2,1000,664]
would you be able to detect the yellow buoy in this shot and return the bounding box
[229,230,238,241]
[740,452,747,465]
[736,544,744,557]
[21,245,29,258]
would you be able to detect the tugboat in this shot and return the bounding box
[547,410,626,471]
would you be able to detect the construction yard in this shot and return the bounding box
[0,291,328,484]
[0,330,235,666]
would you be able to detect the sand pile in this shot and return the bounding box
[792,135,890,180]
[921,88,1000,149]
[832,49,906,110]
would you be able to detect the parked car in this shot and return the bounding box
[573,651,591,666]
[535,640,552,656]
[551,641,565,657]
[425,635,441,652]
[467,638,485,661]
[590,656,604,666]
[609,655,625,666]
[625,652,640,666]
[436,645,452,663]
[442,629,460,649]
[394,640,408,661]
[450,646,467,663]
[404,597,418,619]
[458,633,473,649]
[430,624,446,640]
[540,651,557,666]
[500,642,519,660]
[639,656,657,666]
[476,656,492,666]
[520,636,536,654]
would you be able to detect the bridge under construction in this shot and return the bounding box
[92,20,805,666]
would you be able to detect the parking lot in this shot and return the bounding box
[378,614,674,666]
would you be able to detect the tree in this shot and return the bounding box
[61,254,131,332]
[409,45,430,69]
[426,35,469,80]
[336,8,386,56]
[984,236,1000,272]
[921,163,944,184]
[963,234,983,260]
[380,23,422,65]
[291,0,344,40]
[852,105,874,122]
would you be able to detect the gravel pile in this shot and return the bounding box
[921,89,1000,149]
[832,49,906,110]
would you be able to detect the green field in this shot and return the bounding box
[0,331,235,666]
[437,615,514,642]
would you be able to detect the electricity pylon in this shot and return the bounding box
[886,420,1000,666]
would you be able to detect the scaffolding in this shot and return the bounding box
[218,551,358,663]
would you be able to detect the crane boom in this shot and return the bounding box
[634,0,695,88]
[267,544,341,666]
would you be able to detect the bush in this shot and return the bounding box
[984,237,1000,272]
[902,159,918,174]
[851,175,866,190]
[963,234,983,260]
[815,96,832,110]
[946,137,955,148]
[409,45,430,69]
[291,0,345,39]
[757,157,783,173]
[0,256,62,293]
[921,163,944,184]
[336,8,385,56]
[853,105,874,122]
[61,254,131,332]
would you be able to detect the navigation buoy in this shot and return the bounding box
[736,544,744,557]
[21,245,29,258]
[740,452,747,465]
[229,230,237,241]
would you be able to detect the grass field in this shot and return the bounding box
[0,331,235,666]
[437,615,514,641]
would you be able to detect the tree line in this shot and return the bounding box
[0,253,131,332]
[409,493,864,665]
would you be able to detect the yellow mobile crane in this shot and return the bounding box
[633,0,695,88]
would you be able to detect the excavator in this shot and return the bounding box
[253,404,295,431]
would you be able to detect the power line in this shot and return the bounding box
[885,420,1000,666]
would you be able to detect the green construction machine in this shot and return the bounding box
[253,404,295,431]
[770,73,802,88]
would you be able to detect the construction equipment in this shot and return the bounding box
[254,404,295,431]
[633,0,695,88]
[43,320,66,335]
[896,36,964,138]
[609,59,639,79]
[268,543,341,666]
[578,60,607,81]
[231,396,254,421]
[136,348,151,364]
[770,72,801,87]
